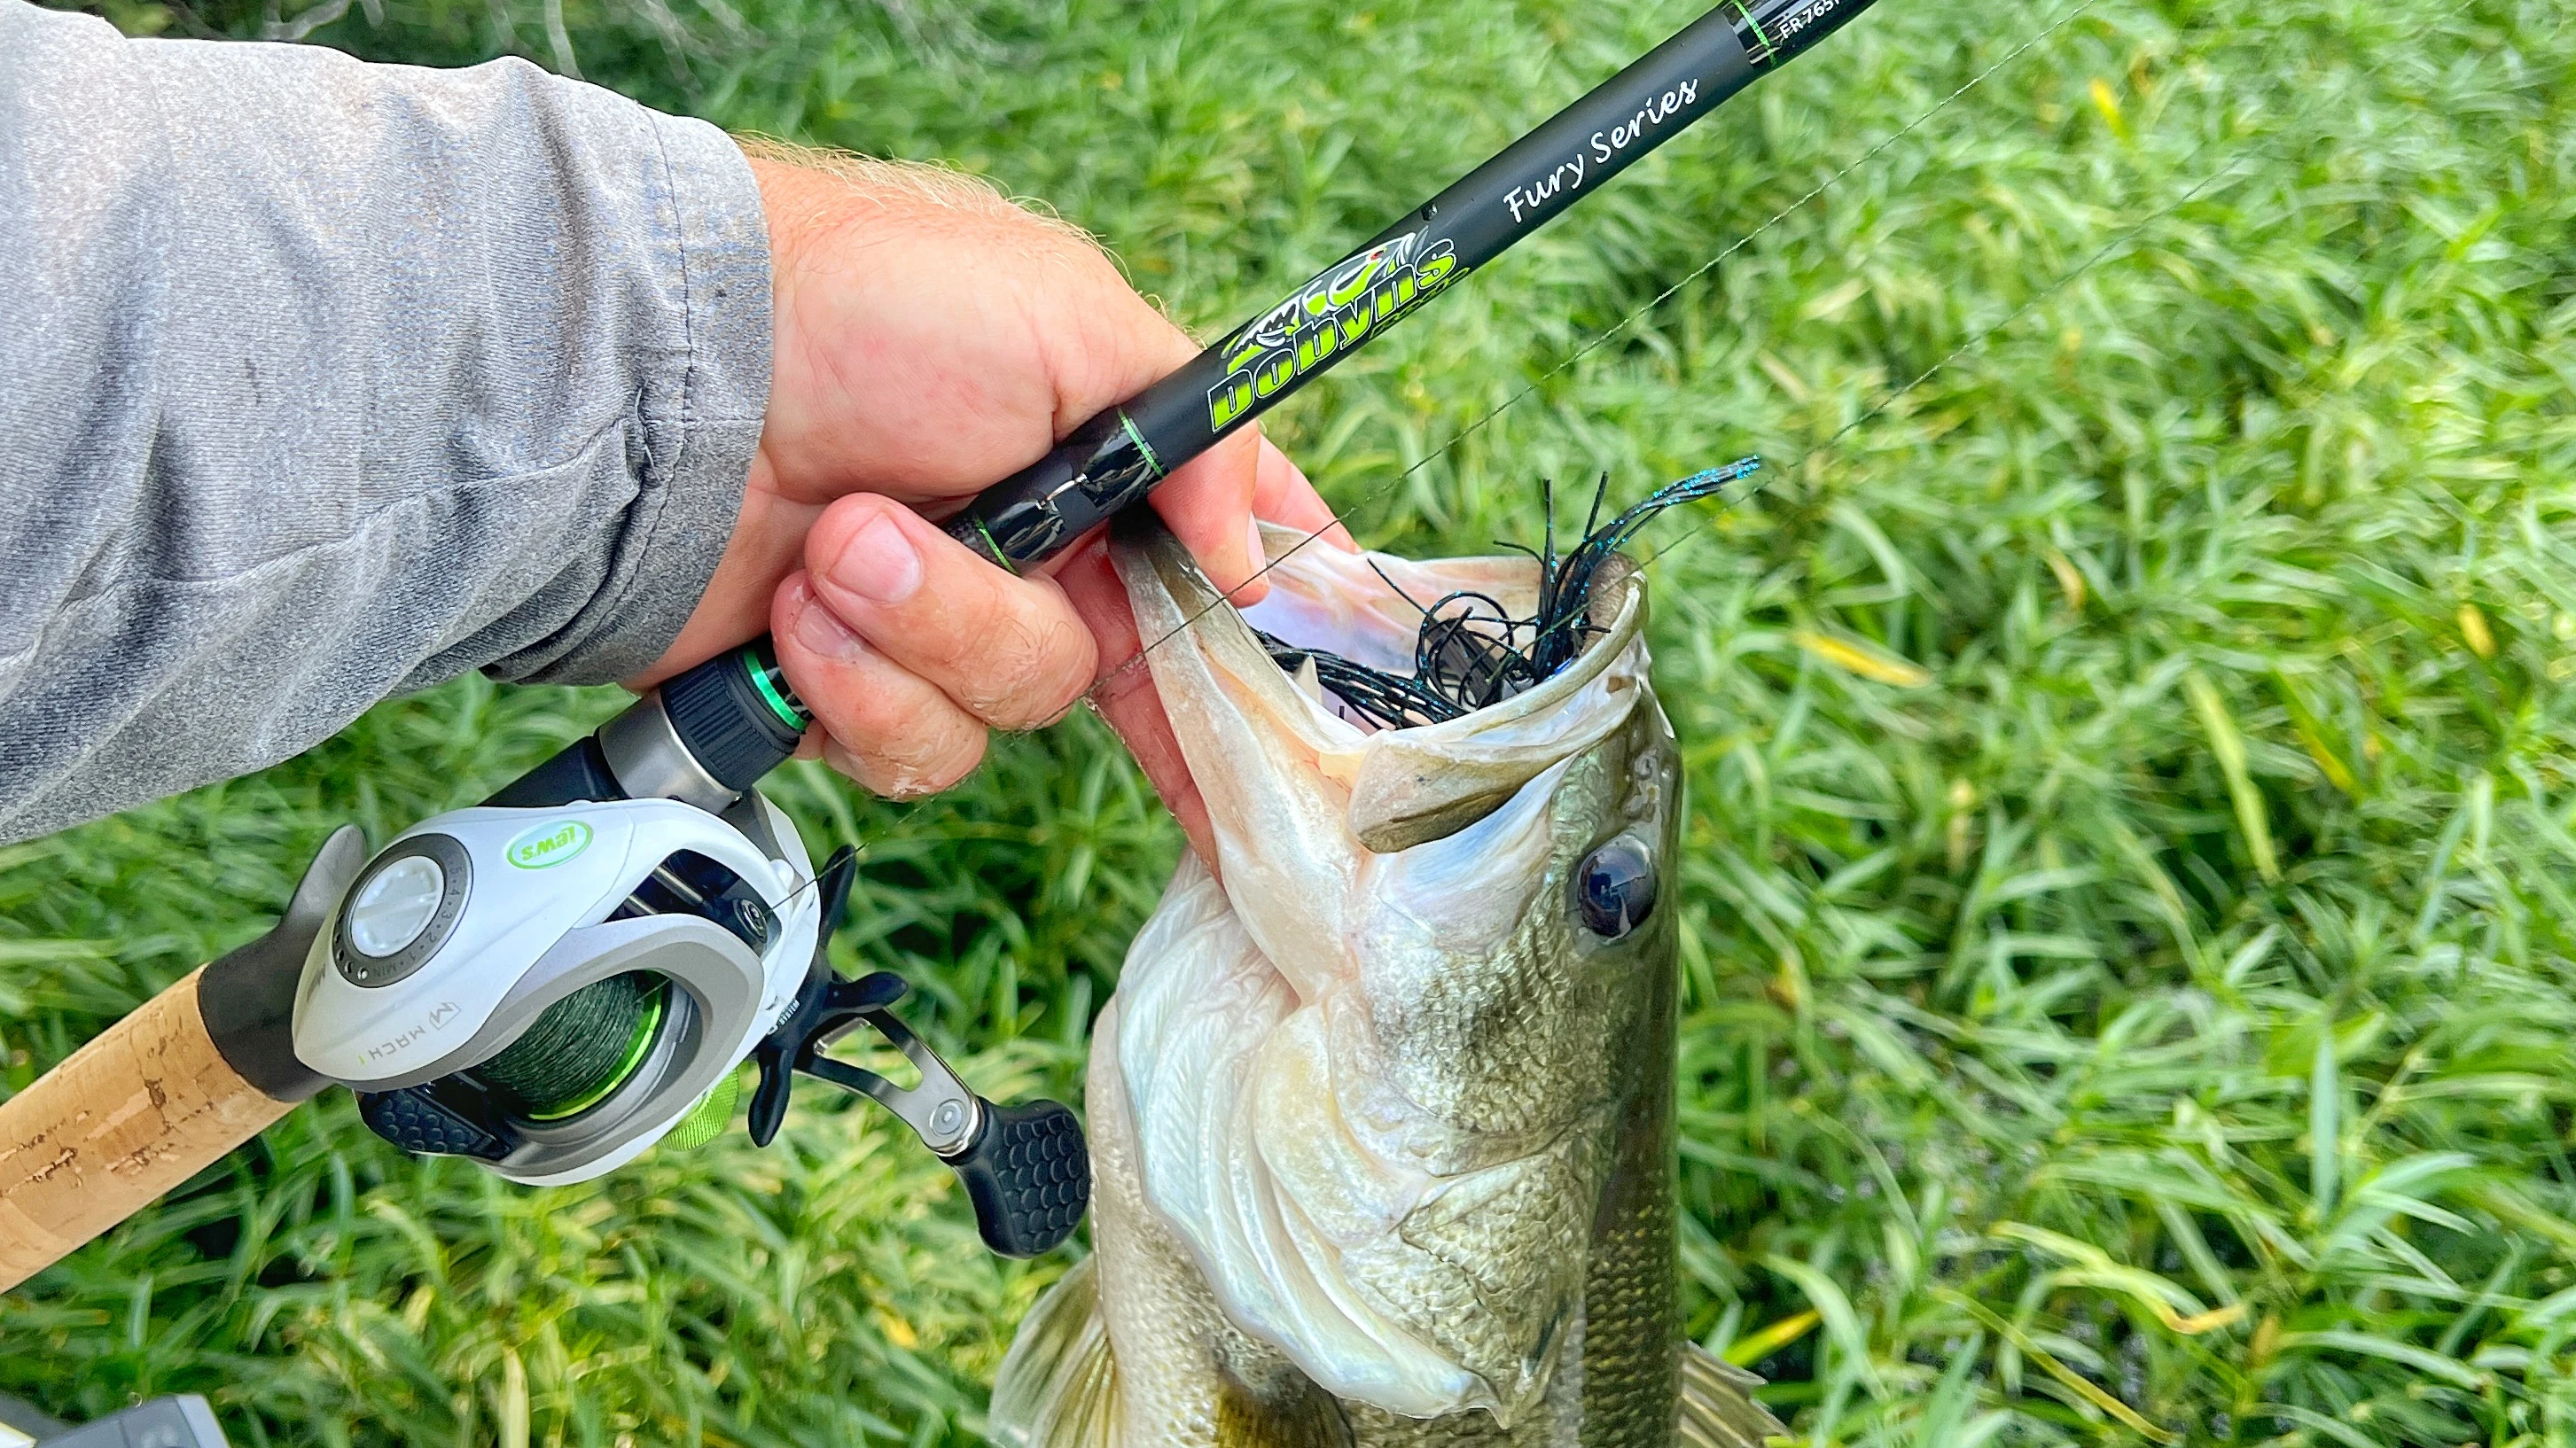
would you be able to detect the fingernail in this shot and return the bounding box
[793,593,870,663]
[1243,513,1267,579]
[831,511,924,605]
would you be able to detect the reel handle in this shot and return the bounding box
[947,1096,1091,1259]
[753,942,1092,1257]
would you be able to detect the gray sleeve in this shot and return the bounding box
[0,0,771,843]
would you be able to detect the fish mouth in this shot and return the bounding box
[1116,516,1649,854]
[1105,515,1659,1425]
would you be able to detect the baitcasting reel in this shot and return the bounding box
[292,794,816,1185]
[290,784,1089,1257]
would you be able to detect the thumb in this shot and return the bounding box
[1057,536,1220,872]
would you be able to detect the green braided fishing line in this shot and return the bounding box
[480,974,668,1120]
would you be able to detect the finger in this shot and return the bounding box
[804,494,1098,731]
[1058,538,1218,870]
[771,573,987,798]
[1248,436,1355,553]
[1144,425,1270,606]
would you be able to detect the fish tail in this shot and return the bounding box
[1676,1344,1785,1448]
[990,1255,1121,1448]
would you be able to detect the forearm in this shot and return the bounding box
[0,0,769,842]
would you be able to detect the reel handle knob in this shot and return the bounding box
[947,1097,1090,1258]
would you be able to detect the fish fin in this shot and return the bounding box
[1217,1370,1352,1448]
[1676,1343,1785,1448]
[990,1256,1120,1448]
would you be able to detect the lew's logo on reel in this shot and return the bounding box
[506,820,593,869]
[1207,230,1461,430]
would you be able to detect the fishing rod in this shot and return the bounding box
[0,0,1883,1291]
[589,0,1883,816]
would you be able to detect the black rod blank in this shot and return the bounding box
[941,0,1880,572]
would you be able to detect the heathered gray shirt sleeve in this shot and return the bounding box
[0,0,771,844]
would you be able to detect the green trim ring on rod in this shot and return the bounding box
[612,0,1879,792]
[743,646,805,733]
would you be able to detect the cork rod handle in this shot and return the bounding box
[0,826,363,1294]
[0,969,293,1290]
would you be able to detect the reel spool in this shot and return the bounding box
[471,970,668,1124]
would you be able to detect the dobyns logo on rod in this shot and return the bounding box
[1207,230,1462,430]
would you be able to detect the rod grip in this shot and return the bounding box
[0,967,293,1291]
[0,826,362,1292]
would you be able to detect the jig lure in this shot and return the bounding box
[1261,459,1762,731]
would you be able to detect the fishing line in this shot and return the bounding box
[1621,4,2455,587]
[470,848,858,1118]
[1079,0,2110,699]
[1088,0,2426,717]
[479,972,667,1118]
[1631,144,2271,580]
[1338,0,2109,536]
[1563,151,2257,624]
[1630,0,2481,570]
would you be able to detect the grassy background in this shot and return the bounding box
[8,0,2576,1442]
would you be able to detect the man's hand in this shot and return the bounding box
[642,142,1348,798]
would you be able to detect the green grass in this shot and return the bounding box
[8,0,2576,1442]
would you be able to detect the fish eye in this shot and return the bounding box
[1575,837,1658,939]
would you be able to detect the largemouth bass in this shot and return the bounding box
[993,517,1778,1448]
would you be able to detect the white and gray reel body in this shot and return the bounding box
[292,793,818,1186]
[267,657,1088,1256]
